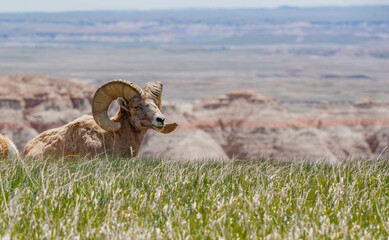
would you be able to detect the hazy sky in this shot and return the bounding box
[1,0,389,12]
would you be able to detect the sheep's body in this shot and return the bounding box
[24,80,177,159]
[24,110,148,158]
[0,133,19,159]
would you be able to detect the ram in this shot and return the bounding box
[0,133,19,159]
[24,80,178,158]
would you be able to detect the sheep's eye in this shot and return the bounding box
[134,106,141,110]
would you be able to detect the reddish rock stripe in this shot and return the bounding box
[188,118,389,130]
[3,117,389,132]
[0,122,31,128]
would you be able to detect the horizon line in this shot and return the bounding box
[1,4,389,14]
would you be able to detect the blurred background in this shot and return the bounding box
[1,0,389,160]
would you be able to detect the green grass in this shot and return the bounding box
[0,158,388,239]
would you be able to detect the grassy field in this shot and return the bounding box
[0,158,388,239]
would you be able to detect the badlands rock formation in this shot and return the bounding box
[0,75,95,150]
[191,91,389,160]
[140,102,228,160]
[0,74,388,160]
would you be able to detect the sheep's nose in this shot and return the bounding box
[156,117,165,124]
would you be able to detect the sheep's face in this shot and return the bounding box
[118,97,165,132]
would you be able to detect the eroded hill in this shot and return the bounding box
[1,75,388,160]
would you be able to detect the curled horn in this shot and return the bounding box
[92,79,143,132]
[144,81,162,109]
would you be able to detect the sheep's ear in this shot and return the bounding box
[117,97,130,111]
[161,123,178,134]
[144,81,162,109]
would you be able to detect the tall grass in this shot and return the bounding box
[0,157,388,239]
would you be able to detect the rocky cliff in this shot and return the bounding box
[1,75,388,160]
[189,90,389,160]
[0,75,95,150]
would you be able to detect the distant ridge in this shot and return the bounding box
[277,5,299,9]
[0,6,388,47]
[1,5,389,14]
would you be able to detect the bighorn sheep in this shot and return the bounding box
[24,80,178,158]
[0,133,19,159]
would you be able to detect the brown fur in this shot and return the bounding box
[24,86,177,159]
[0,134,9,158]
[24,109,148,158]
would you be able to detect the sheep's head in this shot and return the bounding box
[92,79,178,134]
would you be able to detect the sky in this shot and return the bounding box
[1,0,389,12]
